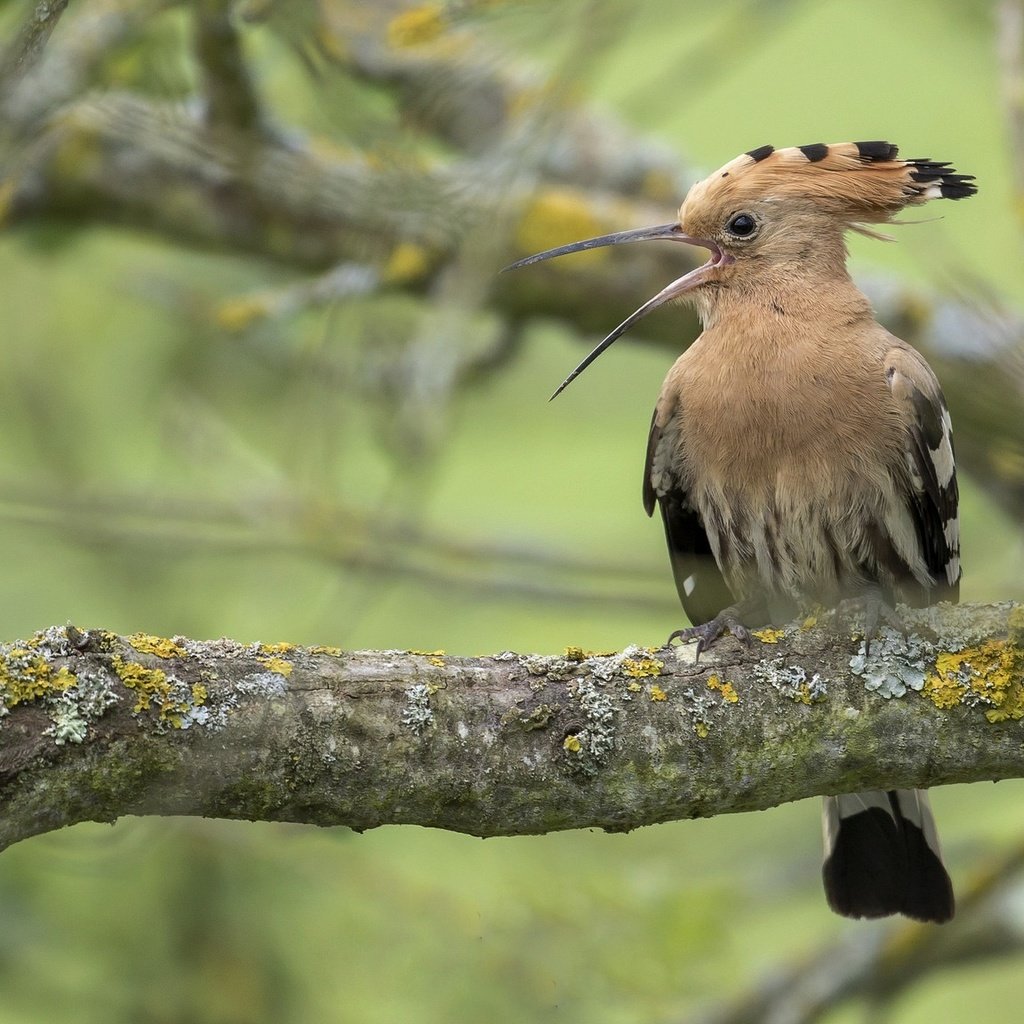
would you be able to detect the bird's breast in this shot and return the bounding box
[662,325,913,602]
[670,327,902,499]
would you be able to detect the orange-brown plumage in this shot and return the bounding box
[684,141,975,225]
[507,139,976,924]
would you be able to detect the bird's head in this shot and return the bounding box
[504,141,976,398]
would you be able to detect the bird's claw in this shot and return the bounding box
[667,611,752,660]
[837,588,896,657]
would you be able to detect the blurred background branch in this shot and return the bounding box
[688,841,1024,1024]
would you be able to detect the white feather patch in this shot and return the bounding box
[931,408,955,488]
[894,788,944,858]
[944,514,960,586]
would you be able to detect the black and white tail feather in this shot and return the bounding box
[822,790,954,922]
[819,349,959,925]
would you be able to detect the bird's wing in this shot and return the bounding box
[884,346,960,603]
[643,405,736,624]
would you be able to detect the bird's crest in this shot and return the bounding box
[684,141,976,225]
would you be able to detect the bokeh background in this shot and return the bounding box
[1,1,1024,1021]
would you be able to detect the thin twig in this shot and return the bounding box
[998,0,1024,202]
[0,0,69,99]
[193,0,262,134]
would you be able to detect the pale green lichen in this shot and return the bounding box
[589,645,662,683]
[52,670,121,743]
[0,646,74,707]
[850,628,933,697]
[679,686,718,738]
[754,658,827,704]
[563,678,617,776]
[850,607,1024,721]
[234,673,287,698]
[520,653,576,679]
[111,655,209,731]
[520,645,662,686]
[0,627,121,743]
[518,703,554,730]
[402,684,434,733]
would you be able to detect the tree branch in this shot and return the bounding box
[2,604,1022,854]
[0,0,70,100]
[688,839,1024,1024]
[193,0,262,134]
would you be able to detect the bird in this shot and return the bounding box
[505,141,975,923]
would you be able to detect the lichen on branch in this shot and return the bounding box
[1,605,1022,855]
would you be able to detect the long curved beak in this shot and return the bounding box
[503,223,725,399]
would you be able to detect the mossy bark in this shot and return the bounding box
[1,605,1022,853]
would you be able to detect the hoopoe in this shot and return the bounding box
[507,141,975,923]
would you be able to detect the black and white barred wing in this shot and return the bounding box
[885,347,960,604]
[643,406,735,625]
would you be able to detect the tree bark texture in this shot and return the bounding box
[2,604,1023,854]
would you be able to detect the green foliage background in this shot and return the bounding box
[1,1,1023,1022]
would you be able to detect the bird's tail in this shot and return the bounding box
[821,789,954,923]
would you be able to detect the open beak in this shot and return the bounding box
[503,222,729,399]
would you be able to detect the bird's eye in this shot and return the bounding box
[726,213,758,238]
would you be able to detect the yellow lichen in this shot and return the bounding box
[752,628,786,644]
[923,639,1024,720]
[514,189,607,267]
[215,295,271,332]
[309,645,344,657]
[648,684,668,702]
[563,734,582,753]
[794,682,815,706]
[387,4,446,47]
[260,657,293,677]
[260,642,296,655]
[112,656,178,718]
[707,674,739,704]
[409,649,446,668]
[622,655,664,679]
[626,681,642,693]
[384,242,431,283]
[128,633,186,659]
[0,650,76,707]
[191,682,208,704]
[694,721,709,739]
[564,646,587,661]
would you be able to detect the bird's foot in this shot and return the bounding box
[836,588,897,656]
[667,607,753,659]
